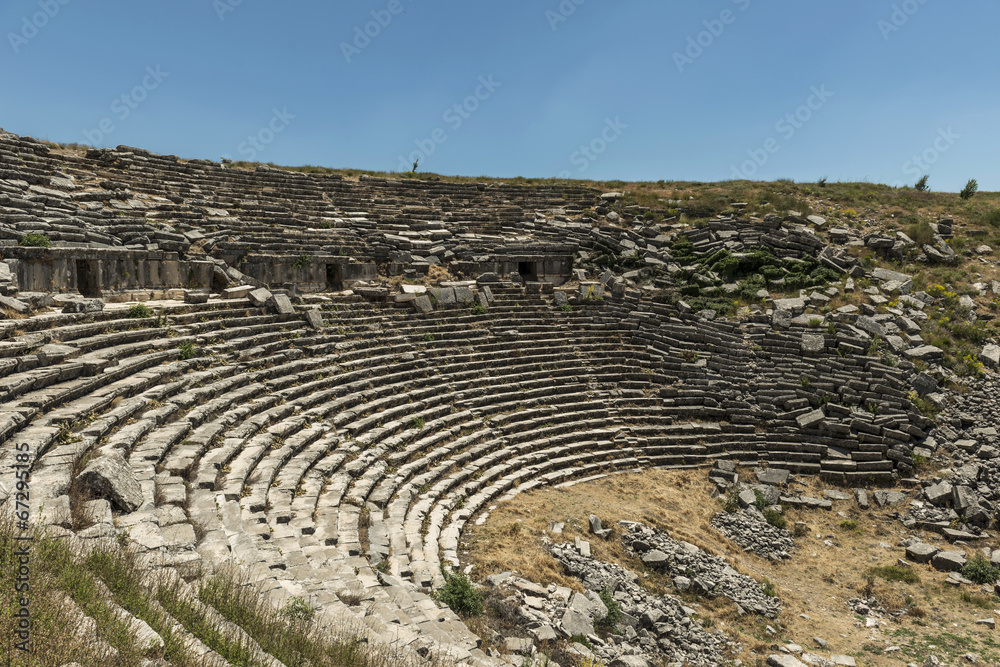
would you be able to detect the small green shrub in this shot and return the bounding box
[721,489,740,513]
[412,416,426,430]
[178,342,197,360]
[292,254,312,269]
[914,175,929,192]
[760,578,776,597]
[278,596,314,624]
[560,303,573,313]
[799,375,811,388]
[762,508,786,530]
[434,572,483,617]
[20,232,52,248]
[961,554,1000,584]
[752,490,768,510]
[907,220,936,245]
[126,304,152,319]
[981,208,1000,229]
[595,589,622,631]
[792,523,809,538]
[471,304,488,315]
[422,333,435,342]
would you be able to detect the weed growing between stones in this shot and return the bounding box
[126,303,153,318]
[596,588,622,631]
[19,232,52,247]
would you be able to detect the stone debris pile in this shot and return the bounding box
[546,535,730,666]
[893,396,1000,539]
[620,521,782,617]
[710,507,795,561]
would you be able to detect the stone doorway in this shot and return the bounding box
[326,264,344,291]
[76,260,102,297]
[518,261,538,281]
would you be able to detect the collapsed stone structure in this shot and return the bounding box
[0,129,946,664]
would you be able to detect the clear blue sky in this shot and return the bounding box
[1,0,997,192]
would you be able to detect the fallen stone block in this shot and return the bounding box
[0,294,28,314]
[268,293,295,315]
[183,290,209,304]
[223,285,254,299]
[924,481,953,506]
[931,550,966,572]
[905,345,944,361]
[796,409,826,429]
[912,372,938,395]
[873,490,906,507]
[62,298,105,314]
[773,297,807,315]
[410,295,433,314]
[855,315,884,338]
[905,543,939,563]
[801,333,825,354]
[304,310,324,329]
[980,344,1000,369]
[756,468,790,486]
[78,450,143,513]
[561,607,594,637]
[248,287,273,306]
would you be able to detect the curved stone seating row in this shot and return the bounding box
[1,133,600,266]
[0,285,934,665]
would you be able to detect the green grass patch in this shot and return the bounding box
[866,565,919,584]
[839,520,862,533]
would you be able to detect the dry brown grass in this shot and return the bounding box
[463,468,1000,666]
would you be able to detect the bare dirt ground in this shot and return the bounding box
[462,468,1000,666]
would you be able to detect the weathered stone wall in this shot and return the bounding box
[2,247,214,294]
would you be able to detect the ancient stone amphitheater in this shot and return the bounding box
[0,130,934,665]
